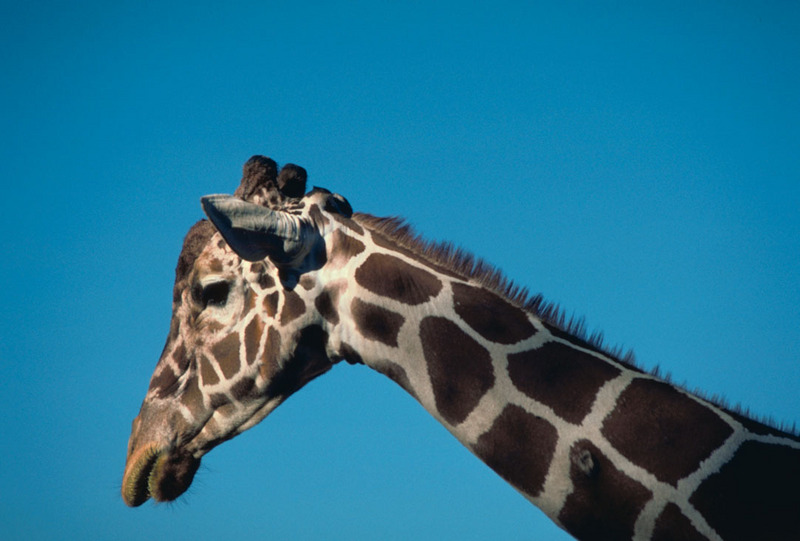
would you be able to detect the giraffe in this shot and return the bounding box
[122,155,800,540]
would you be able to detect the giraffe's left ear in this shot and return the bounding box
[200,194,312,264]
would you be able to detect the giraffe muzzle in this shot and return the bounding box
[122,442,200,507]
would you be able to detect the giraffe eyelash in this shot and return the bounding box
[193,279,230,310]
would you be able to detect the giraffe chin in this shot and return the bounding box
[122,443,200,507]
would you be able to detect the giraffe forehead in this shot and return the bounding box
[194,238,240,274]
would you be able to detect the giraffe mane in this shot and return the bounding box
[352,213,638,365]
[352,212,800,439]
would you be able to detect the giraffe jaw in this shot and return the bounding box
[122,442,200,507]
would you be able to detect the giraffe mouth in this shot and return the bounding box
[122,443,201,507]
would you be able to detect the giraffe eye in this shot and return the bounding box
[194,281,230,309]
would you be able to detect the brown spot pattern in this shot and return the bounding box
[601,379,733,486]
[472,404,558,497]
[244,316,263,365]
[255,264,275,290]
[338,342,364,365]
[245,286,258,314]
[209,393,229,408]
[329,229,365,265]
[172,343,189,373]
[690,440,800,540]
[558,439,653,541]
[264,291,279,317]
[199,354,220,386]
[351,298,405,347]
[149,365,178,397]
[651,503,706,541]
[508,342,621,424]
[420,316,494,425]
[314,287,339,324]
[373,359,416,399]
[299,275,316,291]
[308,204,330,227]
[180,375,204,418]
[150,343,189,397]
[213,333,241,380]
[260,326,281,380]
[231,377,257,401]
[266,325,331,398]
[452,283,536,344]
[280,290,306,324]
[355,253,442,305]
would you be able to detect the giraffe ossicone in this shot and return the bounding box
[123,155,800,541]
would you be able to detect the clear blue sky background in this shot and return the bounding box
[2,2,798,540]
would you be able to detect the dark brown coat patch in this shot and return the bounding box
[264,291,279,317]
[355,253,442,305]
[231,377,257,401]
[260,326,281,380]
[690,440,800,540]
[149,365,178,397]
[338,342,364,365]
[213,333,241,380]
[255,264,276,290]
[180,375,204,418]
[601,378,733,486]
[651,503,706,541]
[452,283,536,344]
[351,298,405,347]
[299,275,316,291]
[508,342,621,424]
[209,393,229,408]
[558,439,653,541]
[472,404,557,497]
[373,359,417,399]
[280,290,306,324]
[308,204,330,227]
[329,229,365,265]
[420,316,494,425]
[244,316,263,365]
[172,343,189,373]
[314,287,339,324]
[200,354,220,386]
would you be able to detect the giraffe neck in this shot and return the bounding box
[320,214,800,541]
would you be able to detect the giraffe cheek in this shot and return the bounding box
[180,375,204,419]
[244,316,263,366]
[213,334,241,380]
[259,327,282,381]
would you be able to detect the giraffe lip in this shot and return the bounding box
[122,444,201,507]
[122,443,162,507]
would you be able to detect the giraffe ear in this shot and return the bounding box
[200,194,311,263]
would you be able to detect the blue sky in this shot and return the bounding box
[1,1,798,539]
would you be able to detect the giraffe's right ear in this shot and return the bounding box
[200,194,312,264]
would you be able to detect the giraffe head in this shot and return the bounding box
[122,156,355,506]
